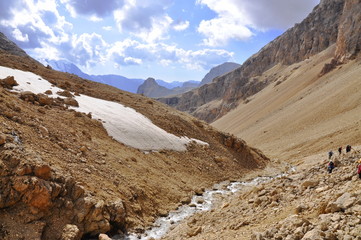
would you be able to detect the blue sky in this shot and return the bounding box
[0,0,319,82]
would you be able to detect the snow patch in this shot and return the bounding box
[0,66,208,151]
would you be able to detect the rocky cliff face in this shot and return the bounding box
[160,0,360,123]
[199,62,241,86]
[0,32,28,57]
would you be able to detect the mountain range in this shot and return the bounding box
[44,59,239,98]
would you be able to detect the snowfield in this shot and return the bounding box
[0,66,208,151]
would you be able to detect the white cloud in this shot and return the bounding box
[173,21,190,31]
[113,0,174,42]
[196,0,319,46]
[102,26,113,31]
[107,39,233,70]
[0,0,72,49]
[68,33,108,67]
[12,28,29,42]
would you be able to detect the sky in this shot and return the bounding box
[0,0,319,82]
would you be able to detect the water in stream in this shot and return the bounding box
[112,171,291,240]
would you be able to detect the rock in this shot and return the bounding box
[0,134,6,145]
[301,180,319,189]
[302,229,325,240]
[20,91,37,102]
[64,97,79,107]
[34,164,52,180]
[334,192,356,209]
[57,90,74,97]
[187,226,202,237]
[37,94,53,106]
[61,224,81,240]
[98,233,112,240]
[44,90,52,95]
[1,76,18,88]
[108,199,126,226]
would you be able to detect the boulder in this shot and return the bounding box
[61,224,81,240]
[64,97,79,107]
[302,229,325,240]
[37,94,53,106]
[301,180,319,189]
[1,76,18,88]
[334,192,356,209]
[34,164,52,180]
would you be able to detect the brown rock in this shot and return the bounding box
[20,91,36,102]
[0,134,6,145]
[34,164,52,180]
[44,90,52,95]
[1,76,18,88]
[61,224,81,240]
[64,97,79,107]
[37,94,53,106]
[301,180,319,189]
[22,177,52,210]
[108,199,126,226]
[58,90,74,97]
[187,226,202,237]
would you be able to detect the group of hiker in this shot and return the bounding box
[327,145,361,179]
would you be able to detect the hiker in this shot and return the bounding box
[328,160,335,173]
[338,146,342,155]
[346,145,352,153]
[357,159,361,179]
[328,150,333,160]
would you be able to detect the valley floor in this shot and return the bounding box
[159,147,361,239]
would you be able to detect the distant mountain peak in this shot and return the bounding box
[200,62,240,86]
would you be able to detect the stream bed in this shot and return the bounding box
[111,170,293,240]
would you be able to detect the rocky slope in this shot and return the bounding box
[0,32,28,57]
[160,150,361,239]
[199,62,240,86]
[0,34,269,240]
[160,0,360,123]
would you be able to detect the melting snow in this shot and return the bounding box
[0,66,208,151]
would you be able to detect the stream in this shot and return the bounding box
[111,169,294,240]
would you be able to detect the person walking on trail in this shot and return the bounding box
[338,146,342,155]
[328,160,335,173]
[346,145,352,153]
[357,159,361,179]
[328,150,333,160]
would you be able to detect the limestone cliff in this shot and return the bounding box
[160,0,360,123]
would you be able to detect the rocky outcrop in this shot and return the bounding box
[199,62,240,86]
[0,32,28,57]
[0,131,126,239]
[137,77,173,98]
[335,0,361,61]
[160,0,361,123]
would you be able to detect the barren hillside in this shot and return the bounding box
[213,45,361,162]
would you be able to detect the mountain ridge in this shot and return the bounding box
[159,0,359,123]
